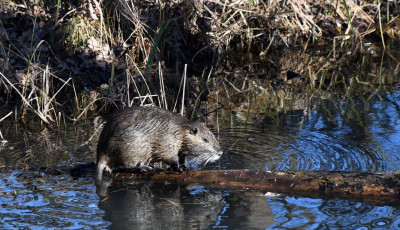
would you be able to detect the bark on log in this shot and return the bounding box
[109,169,400,203]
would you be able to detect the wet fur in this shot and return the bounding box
[96,106,222,185]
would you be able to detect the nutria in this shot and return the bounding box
[96,105,222,185]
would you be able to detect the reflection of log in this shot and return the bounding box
[110,170,400,202]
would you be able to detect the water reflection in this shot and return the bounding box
[0,122,98,167]
[97,182,224,229]
[266,196,400,229]
[2,167,400,230]
[0,170,108,229]
[203,191,400,229]
[216,88,400,172]
[1,87,400,228]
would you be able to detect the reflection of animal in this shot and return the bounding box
[96,106,222,184]
[98,183,224,228]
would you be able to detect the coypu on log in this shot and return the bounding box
[96,105,222,185]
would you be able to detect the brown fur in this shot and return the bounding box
[96,106,222,185]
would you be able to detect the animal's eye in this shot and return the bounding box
[203,138,209,143]
[190,127,198,135]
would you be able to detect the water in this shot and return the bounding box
[1,87,400,229]
[215,87,400,173]
[1,173,104,229]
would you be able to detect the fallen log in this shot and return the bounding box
[109,169,400,202]
[67,164,400,202]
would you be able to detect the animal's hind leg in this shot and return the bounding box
[96,156,109,186]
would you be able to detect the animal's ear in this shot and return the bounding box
[190,127,198,135]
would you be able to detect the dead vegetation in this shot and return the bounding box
[0,0,399,125]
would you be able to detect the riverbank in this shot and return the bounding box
[0,0,399,126]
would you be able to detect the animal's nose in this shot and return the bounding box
[217,151,223,156]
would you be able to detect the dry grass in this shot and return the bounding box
[210,46,400,124]
[0,0,398,125]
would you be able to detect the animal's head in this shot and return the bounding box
[182,121,223,165]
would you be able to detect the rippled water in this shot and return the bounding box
[1,87,400,229]
[216,87,400,173]
[1,173,104,229]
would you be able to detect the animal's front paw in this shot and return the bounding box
[177,164,187,172]
[139,165,154,172]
